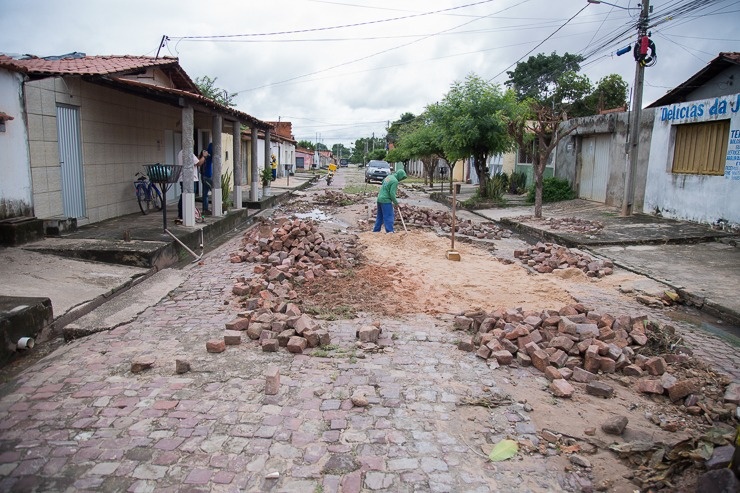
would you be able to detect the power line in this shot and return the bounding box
[487,3,590,83]
[167,0,496,40]
[234,0,533,93]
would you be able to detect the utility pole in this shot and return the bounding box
[622,0,650,216]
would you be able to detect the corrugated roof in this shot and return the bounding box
[647,52,740,108]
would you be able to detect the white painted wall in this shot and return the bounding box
[645,93,740,226]
[0,68,33,219]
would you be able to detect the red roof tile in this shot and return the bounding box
[0,54,179,76]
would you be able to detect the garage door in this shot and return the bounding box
[579,134,610,202]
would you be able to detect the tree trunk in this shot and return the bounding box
[533,155,545,218]
[474,154,488,198]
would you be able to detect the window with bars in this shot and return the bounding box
[671,119,729,176]
[517,142,535,164]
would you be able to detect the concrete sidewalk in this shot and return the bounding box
[0,174,318,367]
[449,188,740,327]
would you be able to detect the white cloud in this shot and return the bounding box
[2,0,737,149]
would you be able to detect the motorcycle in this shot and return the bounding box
[326,169,335,186]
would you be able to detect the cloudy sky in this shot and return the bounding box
[1,0,737,149]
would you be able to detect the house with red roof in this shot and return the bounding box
[0,52,275,233]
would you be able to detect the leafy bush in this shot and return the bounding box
[526,177,575,203]
[509,171,527,194]
[486,173,508,200]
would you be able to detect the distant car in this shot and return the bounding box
[339,159,349,167]
[365,160,391,183]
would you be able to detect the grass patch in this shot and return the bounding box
[460,192,507,210]
[342,185,367,195]
[303,304,357,320]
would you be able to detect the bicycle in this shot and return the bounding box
[134,171,163,215]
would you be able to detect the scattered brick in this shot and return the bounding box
[265,366,280,395]
[206,340,226,353]
[601,415,628,435]
[131,356,155,373]
[586,381,614,399]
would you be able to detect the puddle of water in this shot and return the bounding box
[293,209,332,221]
[667,306,740,347]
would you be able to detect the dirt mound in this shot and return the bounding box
[299,230,575,316]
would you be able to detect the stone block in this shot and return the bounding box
[225,317,250,331]
[206,339,226,353]
[549,336,575,352]
[265,366,280,395]
[636,379,664,394]
[261,339,279,352]
[173,359,190,374]
[304,330,320,348]
[500,338,518,354]
[599,357,616,374]
[696,469,739,493]
[645,357,667,376]
[358,325,380,343]
[544,366,561,381]
[550,379,574,398]
[516,351,532,367]
[549,349,568,368]
[454,316,473,330]
[623,364,643,377]
[458,337,475,352]
[277,329,296,347]
[223,330,242,346]
[315,329,331,347]
[572,367,596,383]
[492,350,513,366]
[246,322,265,340]
[586,381,614,398]
[723,382,740,405]
[476,345,492,360]
[287,336,307,354]
[667,378,699,402]
[575,323,600,339]
[131,356,155,373]
[531,350,550,373]
[601,415,628,435]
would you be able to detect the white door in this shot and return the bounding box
[57,105,86,218]
[579,134,609,202]
[164,130,182,203]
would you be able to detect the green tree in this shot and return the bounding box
[297,140,315,151]
[387,113,446,187]
[427,74,517,197]
[581,74,628,115]
[195,75,237,107]
[505,52,583,103]
[386,112,416,146]
[332,143,350,159]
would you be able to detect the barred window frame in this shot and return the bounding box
[671,119,729,176]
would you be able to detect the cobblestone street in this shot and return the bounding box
[0,231,576,493]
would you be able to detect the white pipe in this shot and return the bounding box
[17,337,34,350]
[164,228,204,263]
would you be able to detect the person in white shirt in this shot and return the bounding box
[176,149,207,223]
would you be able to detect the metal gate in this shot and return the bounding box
[579,134,610,203]
[57,105,86,218]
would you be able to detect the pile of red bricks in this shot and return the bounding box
[514,242,614,276]
[381,204,511,240]
[228,218,359,310]
[456,304,713,411]
[314,190,362,206]
[514,216,604,234]
[207,303,331,356]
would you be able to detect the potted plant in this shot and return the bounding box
[221,169,233,211]
[261,167,272,197]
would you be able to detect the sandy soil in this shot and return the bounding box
[357,230,575,314]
